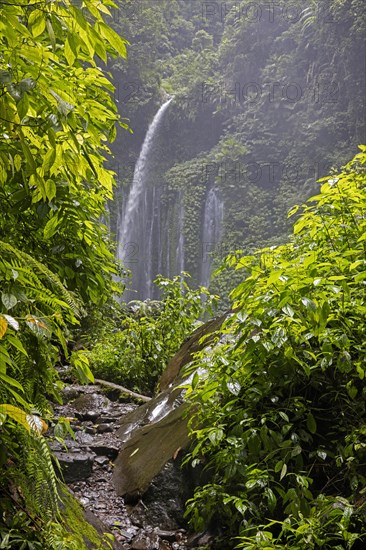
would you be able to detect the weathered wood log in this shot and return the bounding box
[94,378,151,402]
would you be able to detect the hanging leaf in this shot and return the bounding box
[280,463,287,480]
[0,404,30,432]
[25,315,51,337]
[1,293,17,310]
[306,413,317,434]
[3,315,19,331]
[43,215,59,239]
[0,316,8,339]
[45,179,57,201]
[97,22,128,58]
[26,414,48,434]
[227,379,241,396]
[301,297,317,311]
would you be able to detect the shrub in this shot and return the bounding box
[89,274,217,394]
[184,147,366,549]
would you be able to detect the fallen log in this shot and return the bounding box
[94,378,151,402]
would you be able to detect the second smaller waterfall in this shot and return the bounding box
[176,196,185,275]
[200,188,224,288]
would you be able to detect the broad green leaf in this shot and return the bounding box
[280,463,287,480]
[291,445,302,457]
[306,413,317,434]
[97,22,128,58]
[265,488,277,513]
[278,411,289,422]
[1,293,18,310]
[25,315,51,337]
[208,428,224,445]
[64,36,76,65]
[30,13,46,37]
[282,304,295,317]
[45,179,57,201]
[0,372,24,391]
[301,297,316,311]
[43,215,59,239]
[17,92,29,119]
[6,334,28,356]
[317,450,327,461]
[274,460,283,473]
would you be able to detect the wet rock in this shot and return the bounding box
[119,526,139,541]
[99,415,117,423]
[137,460,188,530]
[97,423,114,433]
[131,531,160,550]
[186,531,215,548]
[113,397,190,498]
[76,409,100,422]
[72,393,111,422]
[76,431,94,445]
[61,385,80,402]
[90,443,119,459]
[154,529,177,542]
[54,451,95,482]
[85,425,96,435]
[95,456,110,467]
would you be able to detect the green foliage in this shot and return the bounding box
[184,148,366,548]
[0,0,127,306]
[0,0,126,545]
[89,274,217,394]
[111,0,365,301]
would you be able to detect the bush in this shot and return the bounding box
[88,274,217,394]
[183,147,366,548]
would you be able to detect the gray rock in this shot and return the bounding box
[113,401,190,499]
[76,431,94,445]
[54,451,95,483]
[76,409,99,422]
[154,529,177,542]
[72,393,111,422]
[97,423,114,434]
[131,532,160,550]
[61,385,80,402]
[90,443,119,459]
[95,456,109,467]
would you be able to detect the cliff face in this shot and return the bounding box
[110,0,365,299]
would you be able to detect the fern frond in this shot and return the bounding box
[0,241,81,317]
[21,434,60,519]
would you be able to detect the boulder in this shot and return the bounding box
[113,402,190,498]
[158,310,230,390]
[55,451,96,483]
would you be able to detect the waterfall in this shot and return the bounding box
[176,195,185,275]
[200,188,224,288]
[117,98,173,301]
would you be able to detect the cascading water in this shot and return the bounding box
[200,188,224,288]
[175,195,185,275]
[117,98,173,301]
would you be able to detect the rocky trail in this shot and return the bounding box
[50,382,208,550]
